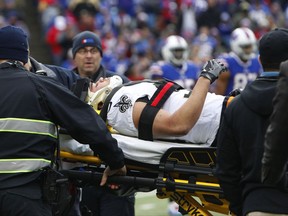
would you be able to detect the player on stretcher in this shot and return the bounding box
[60,59,231,215]
[61,59,229,159]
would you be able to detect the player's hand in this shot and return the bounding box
[100,165,127,189]
[199,59,227,84]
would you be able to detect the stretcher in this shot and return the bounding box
[59,134,229,216]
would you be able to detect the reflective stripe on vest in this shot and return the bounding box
[0,158,51,173]
[0,118,57,138]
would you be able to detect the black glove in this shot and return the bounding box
[199,59,227,84]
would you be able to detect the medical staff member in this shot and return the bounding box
[0,25,126,216]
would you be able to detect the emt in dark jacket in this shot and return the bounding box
[216,28,288,216]
[0,25,125,216]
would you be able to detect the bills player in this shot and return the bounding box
[214,27,263,95]
[149,35,200,89]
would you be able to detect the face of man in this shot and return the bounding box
[74,46,102,78]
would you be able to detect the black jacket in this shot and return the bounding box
[216,72,288,215]
[29,56,80,89]
[0,62,124,189]
[262,70,288,186]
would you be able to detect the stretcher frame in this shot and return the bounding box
[60,146,229,216]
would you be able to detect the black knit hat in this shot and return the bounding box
[0,25,28,64]
[259,28,288,68]
[72,31,102,58]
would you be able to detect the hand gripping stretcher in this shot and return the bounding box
[59,133,230,216]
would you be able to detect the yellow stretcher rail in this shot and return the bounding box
[60,151,102,165]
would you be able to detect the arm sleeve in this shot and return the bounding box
[46,64,80,90]
[216,111,243,216]
[262,75,288,185]
[38,76,125,170]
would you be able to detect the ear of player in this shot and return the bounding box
[199,59,227,83]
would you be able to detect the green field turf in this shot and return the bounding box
[135,191,227,216]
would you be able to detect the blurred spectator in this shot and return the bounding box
[218,12,233,50]
[231,1,251,28]
[38,0,61,34]
[269,1,286,28]
[6,10,30,37]
[190,26,218,67]
[124,63,145,81]
[69,0,99,20]
[46,15,77,65]
[196,0,221,29]
[179,0,197,42]
[249,0,271,30]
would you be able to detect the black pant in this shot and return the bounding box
[0,182,52,216]
[80,186,135,216]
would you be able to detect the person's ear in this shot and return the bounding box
[24,57,32,71]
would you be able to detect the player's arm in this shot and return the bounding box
[133,59,227,136]
[214,69,230,95]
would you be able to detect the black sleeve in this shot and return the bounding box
[45,64,80,90]
[262,75,288,185]
[216,109,243,216]
[36,76,124,170]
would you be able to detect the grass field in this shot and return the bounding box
[135,191,170,216]
[135,191,227,216]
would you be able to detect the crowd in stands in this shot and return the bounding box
[0,0,30,37]
[2,0,288,80]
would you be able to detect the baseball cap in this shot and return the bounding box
[259,28,288,68]
[72,31,102,58]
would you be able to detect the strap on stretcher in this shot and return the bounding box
[138,80,183,141]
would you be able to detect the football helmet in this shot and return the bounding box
[161,35,189,66]
[230,27,257,61]
[87,75,123,113]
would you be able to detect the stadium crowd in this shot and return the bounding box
[34,0,288,81]
[1,0,288,80]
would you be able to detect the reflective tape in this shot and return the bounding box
[0,158,51,173]
[0,118,57,138]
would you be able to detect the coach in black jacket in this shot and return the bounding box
[216,28,288,216]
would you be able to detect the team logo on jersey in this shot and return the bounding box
[113,95,132,113]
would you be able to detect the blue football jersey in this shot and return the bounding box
[220,52,263,95]
[149,61,200,89]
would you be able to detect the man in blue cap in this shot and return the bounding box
[71,31,134,216]
[71,30,129,83]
